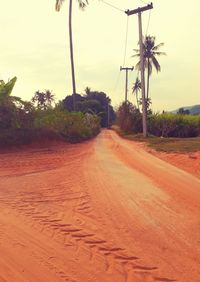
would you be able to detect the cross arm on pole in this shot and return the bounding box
[125,3,153,16]
[120,66,134,71]
[120,66,134,102]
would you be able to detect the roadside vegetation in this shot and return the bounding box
[0,77,116,147]
[116,102,200,153]
[114,125,200,153]
[114,33,200,153]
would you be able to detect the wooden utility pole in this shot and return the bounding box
[68,0,77,111]
[125,3,153,137]
[120,66,134,102]
[107,103,110,128]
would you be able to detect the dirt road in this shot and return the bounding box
[0,130,199,282]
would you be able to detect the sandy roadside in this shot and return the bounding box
[1,138,200,179]
[150,150,200,179]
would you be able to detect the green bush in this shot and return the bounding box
[0,128,60,146]
[33,109,101,143]
[0,105,15,129]
[117,103,200,138]
[0,77,101,146]
[117,102,142,133]
[149,113,200,137]
[0,106,101,146]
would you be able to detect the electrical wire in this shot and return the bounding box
[112,71,122,93]
[145,9,151,35]
[139,0,149,5]
[99,0,126,97]
[123,16,129,67]
[100,0,152,98]
[113,15,130,94]
[100,0,125,13]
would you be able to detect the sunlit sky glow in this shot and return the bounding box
[1,0,200,111]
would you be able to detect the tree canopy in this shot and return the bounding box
[61,89,115,127]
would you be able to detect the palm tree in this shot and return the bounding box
[55,0,88,111]
[0,77,22,106]
[133,35,165,100]
[32,91,46,110]
[132,77,141,111]
[85,86,91,96]
[32,90,55,110]
[45,90,55,107]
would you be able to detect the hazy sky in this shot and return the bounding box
[1,0,200,111]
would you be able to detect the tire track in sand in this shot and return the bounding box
[0,137,181,282]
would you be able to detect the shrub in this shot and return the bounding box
[117,105,200,138]
[0,79,101,147]
[118,102,142,133]
[0,106,101,146]
[148,113,200,137]
[33,109,101,143]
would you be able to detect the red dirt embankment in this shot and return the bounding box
[151,150,200,179]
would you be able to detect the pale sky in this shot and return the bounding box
[1,0,200,111]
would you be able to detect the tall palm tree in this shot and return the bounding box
[132,77,141,110]
[133,35,165,100]
[55,0,88,111]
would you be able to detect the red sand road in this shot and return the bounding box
[0,130,200,282]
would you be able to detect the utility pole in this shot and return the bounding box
[125,3,153,137]
[107,103,110,128]
[120,66,134,102]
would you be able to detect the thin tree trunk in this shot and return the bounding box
[146,58,150,100]
[69,0,76,111]
[136,92,140,111]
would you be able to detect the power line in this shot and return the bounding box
[100,0,124,13]
[123,16,129,67]
[139,0,149,5]
[145,9,151,35]
[112,15,129,94]
[113,70,121,93]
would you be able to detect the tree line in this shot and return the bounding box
[0,77,116,146]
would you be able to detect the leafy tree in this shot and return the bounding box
[84,90,115,127]
[61,89,115,127]
[76,99,102,114]
[62,94,84,112]
[0,77,35,130]
[55,0,89,111]
[133,35,165,100]
[0,77,25,129]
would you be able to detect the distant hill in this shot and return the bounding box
[172,105,200,115]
